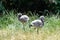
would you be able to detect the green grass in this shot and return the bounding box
[0,11,60,40]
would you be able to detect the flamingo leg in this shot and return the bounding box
[22,23,25,31]
[37,27,40,34]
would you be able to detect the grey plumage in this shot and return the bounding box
[30,16,44,27]
[39,16,45,25]
[29,16,45,34]
[18,13,29,23]
[18,13,29,31]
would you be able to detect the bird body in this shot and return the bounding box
[18,13,29,23]
[29,16,45,34]
[18,13,29,31]
[19,15,29,23]
[30,16,44,28]
[30,20,43,28]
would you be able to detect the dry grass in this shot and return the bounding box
[0,28,60,40]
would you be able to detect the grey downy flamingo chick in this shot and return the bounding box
[18,13,29,31]
[29,16,45,34]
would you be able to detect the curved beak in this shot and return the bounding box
[29,25,32,28]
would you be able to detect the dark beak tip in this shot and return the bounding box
[29,25,32,28]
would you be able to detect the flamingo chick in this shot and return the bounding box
[29,16,45,34]
[18,13,29,31]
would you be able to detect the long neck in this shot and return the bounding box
[40,19,44,25]
[18,15,22,17]
[18,15,22,20]
[42,21,44,25]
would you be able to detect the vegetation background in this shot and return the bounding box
[0,0,60,15]
[0,0,60,40]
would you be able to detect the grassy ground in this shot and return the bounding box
[0,11,60,40]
